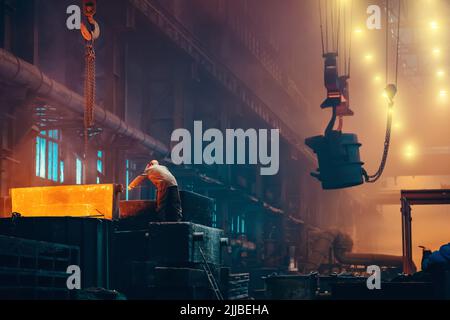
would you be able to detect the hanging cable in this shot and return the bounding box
[84,42,96,160]
[325,0,329,53]
[318,0,353,133]
[336,0,342,58]
[364,0,401,183]
[319,0,351,59]
[80,0,100,160]
[337,0,353,132]
[319,0,325,56]
[395,0,401,86]
[331,0,335,52]
[347,0,353,77]
[385,0,389,84]
[343,0,347,75]
[363,95,394,182]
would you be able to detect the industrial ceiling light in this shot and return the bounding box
[436,69,445,78]
[430,21,439,30]
[404,144,417,160]
[432,47,441,57]
[354,27,363,36]
[393,122,402,130]
[364,53,374,63]
[384,84,398,102]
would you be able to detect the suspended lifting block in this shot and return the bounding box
[305,131,364,190]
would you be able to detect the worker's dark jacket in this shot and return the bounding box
[145,164,182,222]
[157,185,182,222]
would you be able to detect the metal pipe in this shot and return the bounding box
[309,229,404,269]
[336,252,403,268]
[0,49,169,155]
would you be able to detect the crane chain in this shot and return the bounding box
[84,42,96,159]
[363,102,393,183]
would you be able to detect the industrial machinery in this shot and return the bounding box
[400,189,450,275]
[305,229,404,274]
[306,0,402,190]
[263,227,448,300]
[0,184,249,300]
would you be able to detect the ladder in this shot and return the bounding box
[198,246,223,300]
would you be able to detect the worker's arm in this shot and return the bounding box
[127,174,147,190]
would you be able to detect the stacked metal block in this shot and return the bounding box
[0,217,112,289]
[179,191,215,227]
[113,222,227,299]
[0,235,79,300]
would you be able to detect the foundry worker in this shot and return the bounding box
[128,160,182,222]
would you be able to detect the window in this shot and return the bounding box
[76,157,83,185]
[212,203,217,228]
[230,213,246,234]
[125,160,137,200]
[126,160,130,200]
[35,130,63,183]
[97,150,104,184]
[60,161,65,183]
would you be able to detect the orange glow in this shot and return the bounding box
[354,27,363,36]
[364,53,374,63]
[373,74,382,83]
[404,144,417,160]
[7,184,117,220]
[429,21,439,30]
[432,47,441,57]
[393,122,402,130]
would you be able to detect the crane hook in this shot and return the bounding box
[81,20,100,42]
[80,0,100,42]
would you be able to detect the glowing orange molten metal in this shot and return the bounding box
[6,184,117,220]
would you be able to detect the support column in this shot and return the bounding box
[401,197,414,274]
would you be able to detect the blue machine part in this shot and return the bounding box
[422,243,450,271]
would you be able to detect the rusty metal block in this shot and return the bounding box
[119,200,157,219]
